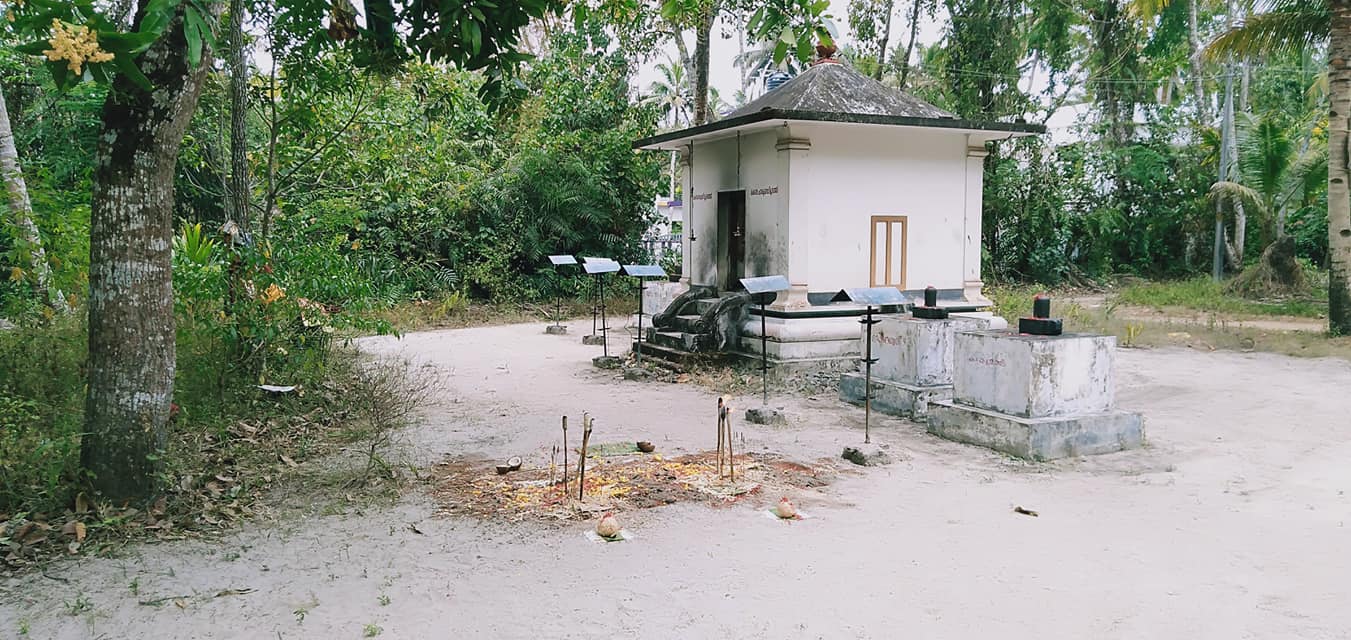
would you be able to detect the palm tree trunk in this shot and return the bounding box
[1329,0,1351,334]
[83,1,218,501]
[1189,0,1207,122]
[0,85,68,314]
[692,6,714,125]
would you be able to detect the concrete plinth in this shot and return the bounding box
[953,331,1115,418]
[838,373,950,419]
[837,315,979,418]
[928,401,1144,461]
[870,316,981,386]
[927,330,1144,460]
[582,335,606,346]
[545,324,568,335]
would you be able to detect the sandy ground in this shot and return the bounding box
[4,321,1351,639]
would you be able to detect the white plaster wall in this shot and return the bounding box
[797,123,969,295]
[953,331,1116,418]
[868,316,980,386]
[686,131,781,288]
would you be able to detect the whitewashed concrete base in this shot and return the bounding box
[838,373,951,419]
[927,401,1144,461]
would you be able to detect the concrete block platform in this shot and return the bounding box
[838,372,950,419]
[927,400,1144,461]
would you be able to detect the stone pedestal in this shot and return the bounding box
[838,316,979,418]
[927,331,1144,460]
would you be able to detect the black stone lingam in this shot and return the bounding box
[912,285,949,319]
[1018,294,1064,336]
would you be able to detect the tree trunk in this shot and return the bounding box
[83,1,218,501]
[0,85,68,314]
[692,6,714,125]
[898,0,923,90]
[1330,0,1351,335]
[1188,0,1207,122]
[672,30,695,94]
[873,0,895,81]
[226,0,250,230]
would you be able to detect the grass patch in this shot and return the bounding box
[0,313,432,572]
[1114,276,1327,319]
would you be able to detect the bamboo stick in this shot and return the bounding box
[577,413,593,501]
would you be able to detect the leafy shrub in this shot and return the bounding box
[0,317,86,514]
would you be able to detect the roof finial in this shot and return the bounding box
[813,40,839,65]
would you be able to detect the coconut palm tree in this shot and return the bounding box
[1207,0,1346,332]
[733,40,806,97]
[645,58,692,129]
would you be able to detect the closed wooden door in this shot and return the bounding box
[870,215,907,289]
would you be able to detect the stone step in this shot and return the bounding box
[630,340,727,368]
[670,314,704,333]
[649,330,688,351]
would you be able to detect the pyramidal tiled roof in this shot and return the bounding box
[727,60,954,120]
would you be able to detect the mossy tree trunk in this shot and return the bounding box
[83,0,218,501]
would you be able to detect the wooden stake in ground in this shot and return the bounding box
[716,397,725,477]
[577,413,594,501]
[561,416,569,497]
[723,403,734,481]
[549,444,558,488]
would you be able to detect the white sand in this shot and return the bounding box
[4,321,1350,639]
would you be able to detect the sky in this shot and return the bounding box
[630,2,1085,139]
[633,1,946,108]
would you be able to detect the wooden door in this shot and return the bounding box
[870,215,907,289]
[718,191,746,290]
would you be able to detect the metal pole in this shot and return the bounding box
[862,305,877,444]
[760,301,768,406]
[555,269,563,327]
[599,274,609,358]
[591,274,599,335]
[636,278,644,363]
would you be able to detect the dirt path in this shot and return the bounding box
[4,322,1351,639]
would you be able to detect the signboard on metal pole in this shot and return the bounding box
[739,275,790,407]
[582,258,621,356]
[834,287,908,443]
[545,255,577,334]
[623,265,667,363]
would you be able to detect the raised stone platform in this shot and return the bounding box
[926,330,1144,460]
[839,374,949,419]
[838,315,981,418]
[928,401,1144,460]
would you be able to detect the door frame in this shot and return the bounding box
[717,190,747,290]
[869,215,908,289]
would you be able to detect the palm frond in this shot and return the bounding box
[1208,180,1271,218]
[1205,0,1329,60]
[1282,145,1328,208]
[1236,112,1292,204]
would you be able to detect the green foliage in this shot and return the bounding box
[747,0,838,65]
[0,316,86,514]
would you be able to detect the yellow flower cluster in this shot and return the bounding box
[44,19,114,75]
[259,283,286,305]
